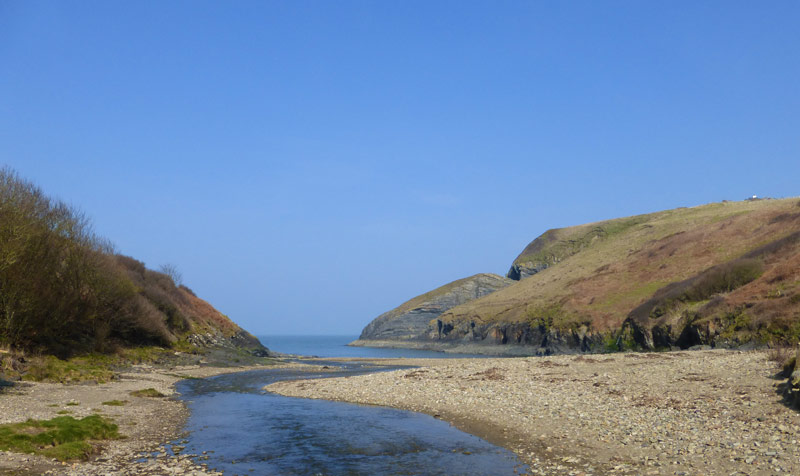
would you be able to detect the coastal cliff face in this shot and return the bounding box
[358,198,800,355]
[355,274,514,342]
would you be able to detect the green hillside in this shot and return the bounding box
[432,197,800,352]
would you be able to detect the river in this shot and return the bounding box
[171,336,528,475]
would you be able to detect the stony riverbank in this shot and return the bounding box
[0,362,300,476]
[268,349,800,476]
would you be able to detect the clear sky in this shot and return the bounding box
[2,1,799,335]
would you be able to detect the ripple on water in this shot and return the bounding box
[174,366,529,476]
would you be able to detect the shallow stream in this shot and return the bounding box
[174,362,529,475]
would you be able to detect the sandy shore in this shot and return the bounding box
[0,361,305,476]
[268,349,800,476]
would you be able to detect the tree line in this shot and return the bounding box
[0,167,191,357]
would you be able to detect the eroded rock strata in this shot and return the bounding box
[354,273,514,343]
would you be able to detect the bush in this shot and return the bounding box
[0,168,196,355]
[683,258,764,302]
[630,258,764,322]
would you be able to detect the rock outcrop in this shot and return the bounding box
[354,274,514,342]
[427,319,610,355]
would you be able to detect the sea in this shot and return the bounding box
[257,334,483,359]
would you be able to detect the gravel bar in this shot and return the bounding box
[267,349,800,476]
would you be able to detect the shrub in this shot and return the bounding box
[0,168,198,355]
[179,284,196,297]
[629,258,764,322]
[158,263,183,287]
[683,258,764,301]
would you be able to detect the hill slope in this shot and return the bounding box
[0,167,268,358]
[435,198,800,353]
[357,197,800,355]
[353,273,513,344]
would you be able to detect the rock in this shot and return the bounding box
[355,273,514,341]
[688,345,713,351]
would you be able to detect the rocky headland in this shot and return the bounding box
[352,273,513,345]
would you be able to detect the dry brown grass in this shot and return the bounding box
[439,198,800,339]
[767,345,797,377]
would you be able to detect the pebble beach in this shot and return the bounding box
[268,350,800,476]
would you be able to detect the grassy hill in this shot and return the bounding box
[432,197,800,353]
[0,167,267,361]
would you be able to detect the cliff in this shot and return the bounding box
[353,273,513,344]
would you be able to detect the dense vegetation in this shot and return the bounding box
[0,168,255,358]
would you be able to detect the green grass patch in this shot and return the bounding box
[0,415,121,461]
[129,388,165,398]
[716,308,754,340]
[602,329,639,353]
[65,401,79,406]
[21,355,114,384]
[56,410,72,415]
[117,346,173,364]
[524,303,564,329]
[101,400,127,406]
[16,345,203,384]
[604,333,621,353]
[171,339,205,354]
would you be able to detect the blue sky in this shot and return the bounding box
[2,1,799,335]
